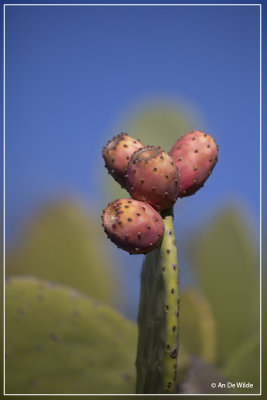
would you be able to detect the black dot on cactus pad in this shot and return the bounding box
[172,264,176,270]
[170,348,178,358]
[171,288,175,294]
[167,249,170,254]
[167,382,171,389]
[166,344,170,350]
[172,326,176,333]
[165,305,169,312]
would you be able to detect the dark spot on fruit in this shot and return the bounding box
[133,140,137,144]
[194,166,198,171]
[158,233,161,237]
[142,206,146,210]
[194,149,198,153]
[192,137,196,140]
[112,223,116,229]
[177,145,181,149]
[160,155,164,160]
[207,144,210,148]
[178,157,183,161]
[152,186,156,191]
[204,133,207,137]
[126,156,129,160]
[147,225,151,229]
[128,218,132,221]
[165,174,169,179]
[133,169,136,174]
[128,200,132,203]
[136,213,140,216]
[111,158,115,163]
[171,161,174,165]
[125,205,129,208]
[154,167,157,171]
[138,232,141,238]
[123,144,128,148]
[140,179,144,183]
[209,157,213,162]
[164,192,168,197]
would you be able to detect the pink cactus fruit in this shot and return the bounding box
[102,133,145,189]
[127,146,180,211]
[169,130,218,198]
[102,199,164,254]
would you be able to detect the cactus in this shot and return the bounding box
[127,146,179,211]
[101,129,219,394]
[5,276,137,394]
[135,209,179,393]
[102,133,145,189]
[169,130,218,197]
[6,200,120,306]
[102,199,164,254]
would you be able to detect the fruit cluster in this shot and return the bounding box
[102,131,218,254]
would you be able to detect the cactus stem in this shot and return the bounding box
[135,207,180,394]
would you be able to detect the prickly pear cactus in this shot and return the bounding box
[6,200,119,306]
[5,276,137,394]
[135,210,179,393]
[101,129,219,394]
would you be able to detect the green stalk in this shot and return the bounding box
[135,208,180,394]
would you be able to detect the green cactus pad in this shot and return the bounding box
[188,207,260,367]
[6,200,120,306]
[136,213,180,394]
[5,276,137,394]
[180,288,216,364]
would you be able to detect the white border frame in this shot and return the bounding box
[2,2,262,397]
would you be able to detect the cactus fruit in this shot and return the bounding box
[102,199,164,254]
[102,133,145,189]
[169,130,218,197]
[127,146,180,211]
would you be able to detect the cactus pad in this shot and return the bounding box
[5,276,137,394]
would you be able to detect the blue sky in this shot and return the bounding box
[4,3,261,316]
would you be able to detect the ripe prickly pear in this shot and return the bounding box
[169,130,218,197]
[101,199,164,254]
[127,146,180,211]
[102,133,145,189]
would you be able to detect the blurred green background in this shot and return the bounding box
[3,4,261,396]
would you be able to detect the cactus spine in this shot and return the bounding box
[136,208,179,393]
